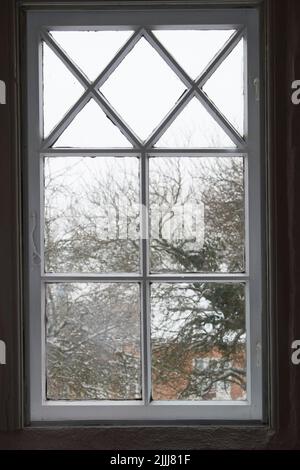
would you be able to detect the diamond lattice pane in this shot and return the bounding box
[100,37,186,141]
[203,40,244,136]
[43,42,85,137]
[155,97,236,148]
[50,30,133,81]
[153,30,235,79]
[53,99,132,148]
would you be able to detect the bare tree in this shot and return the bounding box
[44,152,246,401]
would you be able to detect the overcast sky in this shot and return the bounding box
[43,29,244,145]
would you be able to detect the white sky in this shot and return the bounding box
[43,29,244,144]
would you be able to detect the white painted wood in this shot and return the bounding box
[26,6,263,422]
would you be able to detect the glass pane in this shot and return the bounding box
[50,30,133,81]
[155,98,235,148]
[153,30,235,79]
[100,38,186,141]
[43,43,84,137]
[203,40,244,136]
[151,282,246,401]
[46,283,141,400]
[53,99,132,148]
[149,157,245,273]
[44,157,140,272]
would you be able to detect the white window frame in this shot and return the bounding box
[26,6,263,422]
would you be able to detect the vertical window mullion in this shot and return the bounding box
[39,155,45,277]
[245,280,252,404]
[39,155,46,403]
[244,155,250,276]
[141,151,152,405]
[245,11,262,417]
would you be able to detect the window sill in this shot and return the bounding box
[0,423,274,450]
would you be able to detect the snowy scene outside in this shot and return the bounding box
[42,27,247,402]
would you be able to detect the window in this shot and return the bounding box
[26,7,262,422]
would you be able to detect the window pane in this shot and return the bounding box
[43,43,84,137]
[153,30,235,79]
[53,99,132,148]
[149,157,245,273]
[151,282,246,401]
[100,37,186,141]
[46,283,141,400]
[155,98,235,148]
[44,157,140,273]
[203,39,244,136]
[50,30,133,82]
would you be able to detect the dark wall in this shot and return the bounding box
[0,0,22,432]
[0,0,299,449]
